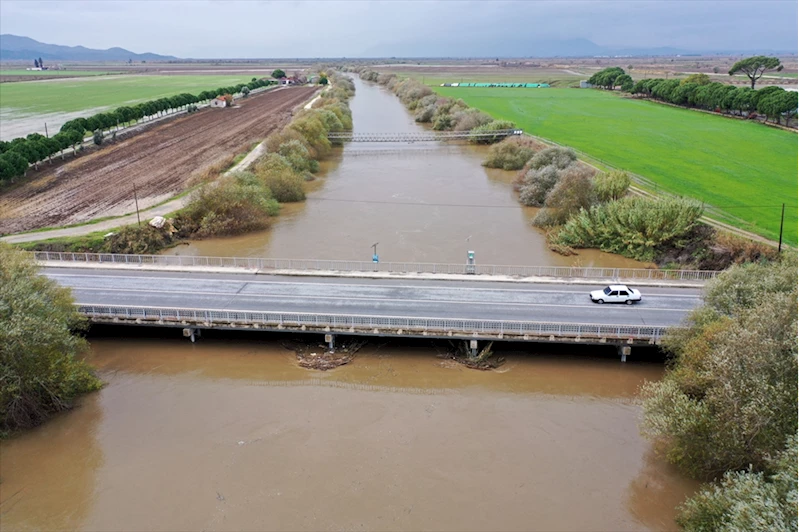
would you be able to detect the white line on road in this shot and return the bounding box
[70,286,692,312]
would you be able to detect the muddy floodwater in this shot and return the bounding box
[168,77,645,268]
[0,334,698,531]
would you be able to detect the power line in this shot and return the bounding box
[308,197,524,209]
[308,197,798,211]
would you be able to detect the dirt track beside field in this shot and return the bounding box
[0,86,317,234]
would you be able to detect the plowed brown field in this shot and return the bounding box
[0,86,317,234]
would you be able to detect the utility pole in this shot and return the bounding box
[133,184,141,227]
[778,203,785,252]
[44,122,49,138]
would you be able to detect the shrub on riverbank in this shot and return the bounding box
[482,137,542,170]
[469,120,516,144]
[552,196,704,262]
[642,255,797,530]
[175,171,280,237]
[0,244,102,435]
[256,167,305,202]
[593,170,631,202]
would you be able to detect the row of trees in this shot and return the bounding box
[631,78,797,125]
[0,77,276,184]
[587,65,797,126]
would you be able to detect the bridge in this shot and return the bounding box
[40,255,708,359]
[327,129,523,142]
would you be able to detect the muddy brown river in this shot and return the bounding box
[167,77,645,267]
[1,78,697,531]
[0,334,698,531]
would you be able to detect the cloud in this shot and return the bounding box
[1,0,796,57]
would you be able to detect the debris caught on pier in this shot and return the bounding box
[437,341,505,370]
[283,338,368,370]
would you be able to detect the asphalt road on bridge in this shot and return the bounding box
[44,268,703,327]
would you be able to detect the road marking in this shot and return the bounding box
[70,286,694,312]
[47,273,702,298]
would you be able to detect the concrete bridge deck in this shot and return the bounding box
[46,267,703,348]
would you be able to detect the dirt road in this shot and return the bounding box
[0,86,317,234]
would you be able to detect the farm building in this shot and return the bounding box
[580,80,594,88]
[210,97,227,108]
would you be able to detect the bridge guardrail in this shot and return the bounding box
[327,129,522,141]
[77,305,669,341]
[34,251,720,282]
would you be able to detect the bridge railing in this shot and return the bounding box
[78,305,669,341]
[34,251,720,282]
[328,129,522,141]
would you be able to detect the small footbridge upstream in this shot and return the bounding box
[35,252,718,361]
[327,129,523,143]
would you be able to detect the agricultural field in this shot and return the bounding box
[0,86,318,234]
[0,69,122,77]
[0,74,268,140]
[374,65,585,88]
[434,86,798,243]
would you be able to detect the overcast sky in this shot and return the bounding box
[1,0,797,58]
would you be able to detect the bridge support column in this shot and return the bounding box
[325,334,335,351]
[183,328,201,343]
[470,340,478,358]
[618,345,631,362]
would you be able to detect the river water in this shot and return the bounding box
[0,78,697,531]
[0,333,698,531]
[167,77,645,267]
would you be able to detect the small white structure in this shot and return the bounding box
[580,80,593,89]
[210,97,227,108]
[149,216,166,229]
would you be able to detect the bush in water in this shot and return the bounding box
[553,196,704,262]
[482,136,540,170]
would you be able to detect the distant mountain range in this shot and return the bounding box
[0,34,176,62]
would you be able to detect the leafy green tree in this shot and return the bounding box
[681,73,711,85]
[319,76,329,85]
[757,88,796,125]
[93,129,103,146]
[729,56,784,89]
[241,86,250,97]
[271,69,286,79]
[615,74,634,92]
[0,244,102,434]
[2,151,29,179]
[677,435,797,531]
[588,67,626,89]
[642,255,797,476]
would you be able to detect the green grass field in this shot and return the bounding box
[435,86,798,244]
[0,74,261,115]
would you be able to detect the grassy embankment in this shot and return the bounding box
[433,86,798,244]
[0,74,266,115]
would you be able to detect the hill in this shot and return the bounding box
[0,34,176,61]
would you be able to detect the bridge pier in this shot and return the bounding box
[183,327,201,343]
[470,339,478,358]
[618,345,631,362]
[325,334,335,351]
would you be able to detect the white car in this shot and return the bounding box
[590,285,642,305]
